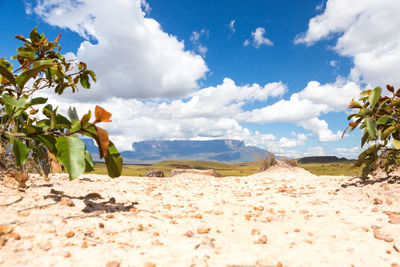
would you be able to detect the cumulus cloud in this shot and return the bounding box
[244,27,273,48]
[29,0,208,100]
[237,79,359,142]
[295,0,400,87]
[41,78,287,151]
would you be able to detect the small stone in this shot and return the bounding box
[197,225,211,234]
[105,261,120,267]
[82,241,88,248]
[214,211,224,215]
[64,251,71,258]
[9,233,21,240]
[84,230,94,237]
[60,197,75,207]
[371,207,379,212]
[185,231,194,237]
[294,228,300,233]
[251,229,260,235]
[191,214,203,219]
[65,231,75,238]
[254,235,268,244]
[373,198,383,205]
[384,236,394,242]
[0,225,13,235]
[371,225,381,230]
[99,222,105,228]
[389,215,400,224]
[151,239,163,246]
[144,263,156,267]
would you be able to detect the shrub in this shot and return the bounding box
[281,157,298,167]
[258,152,277,172]
[0,27,122,181]
[345,85,400,179]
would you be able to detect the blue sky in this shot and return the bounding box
[2,0,400,159]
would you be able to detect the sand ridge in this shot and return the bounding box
[0,165,400,266]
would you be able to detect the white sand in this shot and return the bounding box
[1,164,400,267]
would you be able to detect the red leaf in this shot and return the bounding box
[93,126,110,159]
[94,105,112,123]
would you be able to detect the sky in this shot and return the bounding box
[1,0,400,159]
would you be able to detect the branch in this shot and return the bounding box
[0,196,23,207]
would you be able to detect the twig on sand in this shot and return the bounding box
[61,211,104,220]
[0,196,23,207]
[17,202,56,212]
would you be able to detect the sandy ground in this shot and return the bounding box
[1,163,400,267]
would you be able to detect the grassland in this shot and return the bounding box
[91,160,361,177]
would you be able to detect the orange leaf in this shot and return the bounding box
[349,122,359,127]
[54,33,61,44]
[94,105,112,123]
[93,126,110,159]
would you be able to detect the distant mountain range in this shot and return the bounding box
[82,139,267,164]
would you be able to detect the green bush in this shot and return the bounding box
[0,28,122,181]
[346,85,400,179]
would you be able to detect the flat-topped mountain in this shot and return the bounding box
[83,139,267,164]
[298,156,351,164]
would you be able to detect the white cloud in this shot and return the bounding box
[295,0,400,87]
[298,118,342,142]
[40,78,287,151]
[333,147,360,159]
[29,0,208,100]
[304,146,326,156]
[229,20,236,34]
[244,27,273,48]
[190,29,209,57]
[329,60,338,67]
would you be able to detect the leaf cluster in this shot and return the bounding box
[346,85,400,178]
[0,28,122,180]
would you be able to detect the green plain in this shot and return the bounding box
[91,160,361,177]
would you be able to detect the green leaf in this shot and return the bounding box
[381,125,396,140]
[361,131,369,148]
[84,70,97,83]
[13,138,29,166]
[366,117,378,138]
[84,150,94,172]
[376,117,391,125]
[15,59,54,89]
[55,114,72,129]
[68,107,79,123]
[43,107,56,129]
[80,73,90,89]
[349,100,361,109]
[36,135,58,155]
[27,97,48,106]
[0,64,16,85]
[105,141,122,178]
[369,86,382,109]
[394,139,400,149]
[56,135,86,180]
[1,94,26,108]
[30,27,40,43]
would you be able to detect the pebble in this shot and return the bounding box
[105,261,120,267]
[9,233,21,240]
[82,241,88,248]
[64,251,71,258]
[373,198,383,205]
[185,231,194,237]
[197,225,211,234]
[254,235,268,244]
[65,231,75,238]
[99,222,105,228]
[60,197,75,207]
